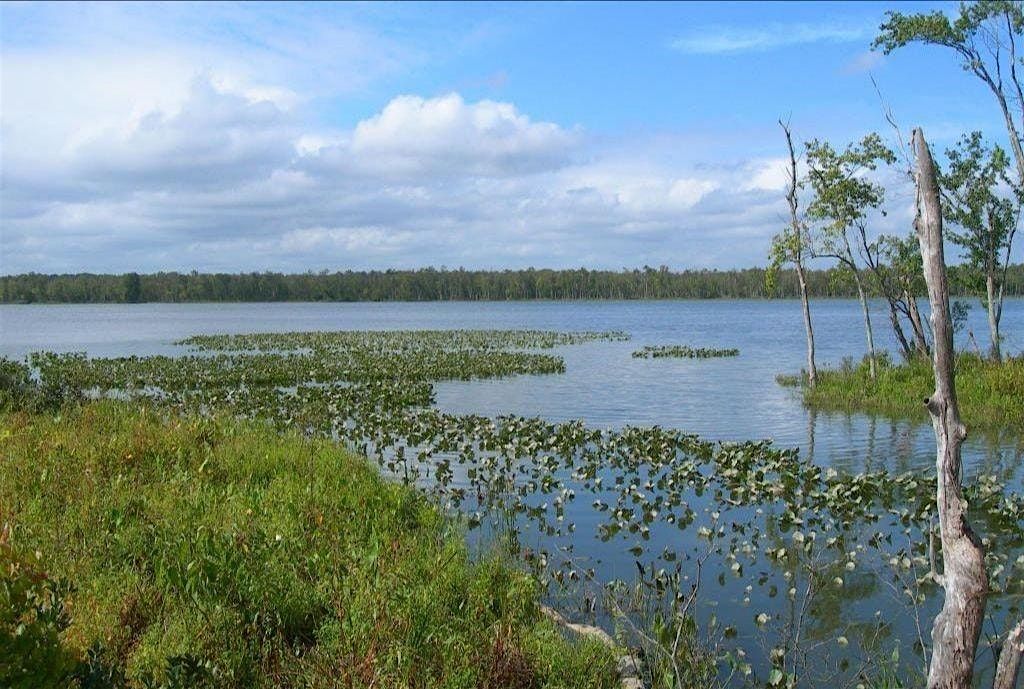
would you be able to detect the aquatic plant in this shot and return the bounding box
[13,328,1024,687]
[632,345,740,359]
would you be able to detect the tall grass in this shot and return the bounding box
[801,353,1024,432]
[1,401,618,688]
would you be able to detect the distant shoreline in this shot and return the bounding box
[4,264,1022,303]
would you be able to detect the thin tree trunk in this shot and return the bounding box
[992,83,1024,186]
[852,267,877,380]
[886,298,914,361]
[986,274,1002,362]
[781,120,817,387]
[796,261,817,386]
[915,128,989,689]
[907,292,930,357]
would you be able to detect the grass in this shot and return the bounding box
[800,353,1024,432]
[0,401,619,689]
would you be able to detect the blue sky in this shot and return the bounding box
[0,1,1018,273]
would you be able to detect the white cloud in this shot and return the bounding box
[670,22,872,55]
[742,157,792,193]
[345,93,579,177]
[3,5,921,275]
[0,75,814,272]
[842,50,885,75]
[278,227,414,254]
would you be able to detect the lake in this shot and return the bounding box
[2,297,1022,683]
[4,298,1022,477]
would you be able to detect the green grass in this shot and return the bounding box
[1,401,619,689]
[801,353,1024,432]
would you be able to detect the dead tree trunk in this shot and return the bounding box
[915,128,989,689]
[781,120,817,387]
[994,618,1024,689]
[886,301,914,360]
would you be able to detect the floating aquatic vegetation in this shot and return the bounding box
[632,345,740,359]
[18,328,1024,687]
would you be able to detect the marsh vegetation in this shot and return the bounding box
[4,324,1023,688]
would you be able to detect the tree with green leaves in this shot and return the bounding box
[768,120,817,387]
[879,233,931,356]
[806,133,897,381]
[858,231,931,361]
[875,1,1024,186]
[940,131,1019,361]
[122,272,143,303]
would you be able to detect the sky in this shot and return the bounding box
[1,0,1020,274]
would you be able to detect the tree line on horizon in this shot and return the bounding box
[2,263,1023,304]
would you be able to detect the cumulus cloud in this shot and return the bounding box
[2,5,914,275]
[68,79,296,192]
[340,93,579,178]
[0,74,825,273]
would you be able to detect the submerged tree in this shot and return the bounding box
[940,132,1019,361]
[768,120,817,387]
[806,134,896,380]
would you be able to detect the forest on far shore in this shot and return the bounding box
[3,263,1023,303]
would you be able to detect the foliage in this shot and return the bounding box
[874,2,1024,71]
[805,134,896,262]
[942,131,1018,274]
[798,353,1024,432]
[0,403,620,688]
[0,357,38,412]
[632,345,740,359]
[0,540,79,689]
[4,265,1024,303]
[13,328,1024,686]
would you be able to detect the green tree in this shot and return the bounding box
[875,1,1024,186]
[940,131,1019,361]
[122,272,142,303]
[806,133,896,380]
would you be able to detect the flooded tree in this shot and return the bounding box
[940,132,1019,361]
[915,127,1022,689]
[768,120,818,386]
[805,134,896,380]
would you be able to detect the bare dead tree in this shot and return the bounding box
[913,128,989,689]
[994,618,1024,689]
[779,119,818,387]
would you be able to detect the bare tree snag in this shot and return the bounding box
[914,128,989,689]
[994,618,1024,689]
[781,119,817,387]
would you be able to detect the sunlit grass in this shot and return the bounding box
[801,353,1024,432]
[1,401,619,688]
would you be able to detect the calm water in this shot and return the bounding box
[3,298,1022,479]
[2,299,1022,682]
